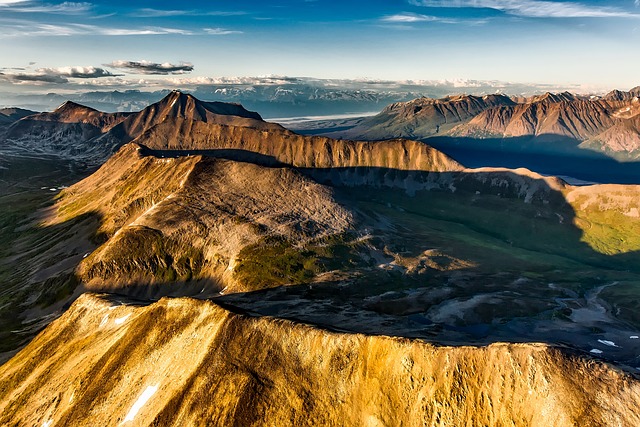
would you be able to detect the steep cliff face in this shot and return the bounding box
[336,94,514,140]
[1,294,638,427]
[326,89,640,160]
[603,86,640,102]
[581,114,640,157]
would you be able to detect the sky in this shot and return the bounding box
[0,0,639,93]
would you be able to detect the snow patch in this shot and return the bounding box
[99,315,109,327]
[597,339,619,348]
[630,336,639,339]
[114,314,131,325]
[122,385,158,423]
[42,421,52,427]
[590,349,603,354]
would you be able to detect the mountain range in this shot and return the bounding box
[2,91,640,425]
[1,77,586,118]
[334,87,640,161]
[1,91,283,164]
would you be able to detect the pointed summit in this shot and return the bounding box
[53,100,99,115]
[152,90,263,122]
[101,91,284,152]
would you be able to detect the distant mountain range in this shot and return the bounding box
[0,77,611,119]
[5,87,640,167]
[333,87,640,161]
[0,85,420,118]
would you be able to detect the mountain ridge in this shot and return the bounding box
[330,88,640,160]
[1,293,639,426]
[0,91,279,163]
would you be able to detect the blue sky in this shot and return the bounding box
[1,0,639,92]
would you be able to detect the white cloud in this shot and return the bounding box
[0,22,194,37]
[410,0,640,18]
[96,27,193,36]
[0,65,119,85]
[380,12,487,25]
[36,66,118,78]
[131,8,246,18]
[0,1,92,14]
[382,13,437,23]
[204,27,243,35]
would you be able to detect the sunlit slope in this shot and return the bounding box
[1,294,638,427]
[49,143,353,294]
[47,137,640,301]
[133,117,464,172]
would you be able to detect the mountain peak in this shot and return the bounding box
[53,100,98,115]
[149,91,264,122]
[529,91,578,104]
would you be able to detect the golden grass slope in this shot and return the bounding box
[1,293,639,427]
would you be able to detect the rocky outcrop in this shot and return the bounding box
[100,90,283,146]
[329,89,640,160]
[603,86,640,102]
[452,100,619,141]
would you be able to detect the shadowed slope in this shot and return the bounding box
[0,108,37,126]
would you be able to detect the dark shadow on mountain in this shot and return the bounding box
[203,164,640,370]
[425,135,640,184]
[140,146,287,167]
[4,151,640,371]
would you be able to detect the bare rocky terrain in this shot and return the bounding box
[2,293,639,427]
[2,92,640,425]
